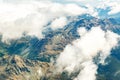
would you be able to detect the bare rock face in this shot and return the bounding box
[0,55,75,80]
[0,55,53,80]
[0,16,120,80]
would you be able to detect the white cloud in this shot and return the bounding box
[55,27,119,80]
[65,0,120,15]
[96,1,120,15]
[0,0,87,42]
[64,4,87,16]
[50,17,67,30]
[107,2,120,15]
[74,60,97,80]
[77,27,87,36]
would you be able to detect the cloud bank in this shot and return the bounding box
[0,0,120,42]
[0,0,120,79]
[65,0,120,15]
[0,0,88,42]
[55,27,119,80]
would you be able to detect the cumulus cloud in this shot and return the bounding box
[74,60,97,80]
[77,27,87,36]
[66,0,120,15]
[50,17,67,30]
[0,0,88,42]
[55,27,119,80]
[64,4,87,16]
[107,2,120,15]
[97,1,120,15]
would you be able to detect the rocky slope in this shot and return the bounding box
[0,55,53,80]
[0,15,120,80]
